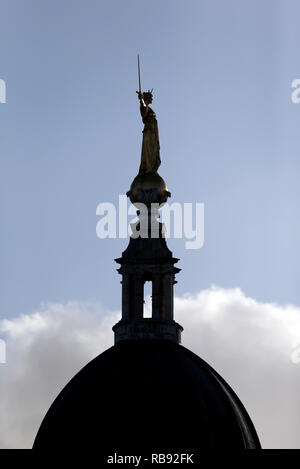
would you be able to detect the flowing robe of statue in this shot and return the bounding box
[139,101,161,174]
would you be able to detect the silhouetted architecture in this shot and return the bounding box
[33,89,261,452]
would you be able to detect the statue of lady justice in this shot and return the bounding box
[137,89,161,174]
[129,56,168,206]
[136,55,161,175]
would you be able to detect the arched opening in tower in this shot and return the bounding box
[143,280,152,318]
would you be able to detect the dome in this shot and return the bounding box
[33,340,260,450]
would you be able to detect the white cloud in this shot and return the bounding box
[0,287,300,449]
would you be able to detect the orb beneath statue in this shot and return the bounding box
[128,172,170,205]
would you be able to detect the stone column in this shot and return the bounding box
[152,274,161,320]
[121,274,131,321]
[133,275,144,320]
[163,273,173,320]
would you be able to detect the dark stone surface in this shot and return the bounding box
[113,318,183,343]
[33,340,261,450]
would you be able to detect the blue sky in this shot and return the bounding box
[1,0,300,317]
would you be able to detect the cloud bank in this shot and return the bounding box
[0,286,300,449]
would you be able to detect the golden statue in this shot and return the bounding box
[136,55,161,175]
[129,55,167,204]
[137,90,161,174]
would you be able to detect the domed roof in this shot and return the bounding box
[33,340,260,450]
